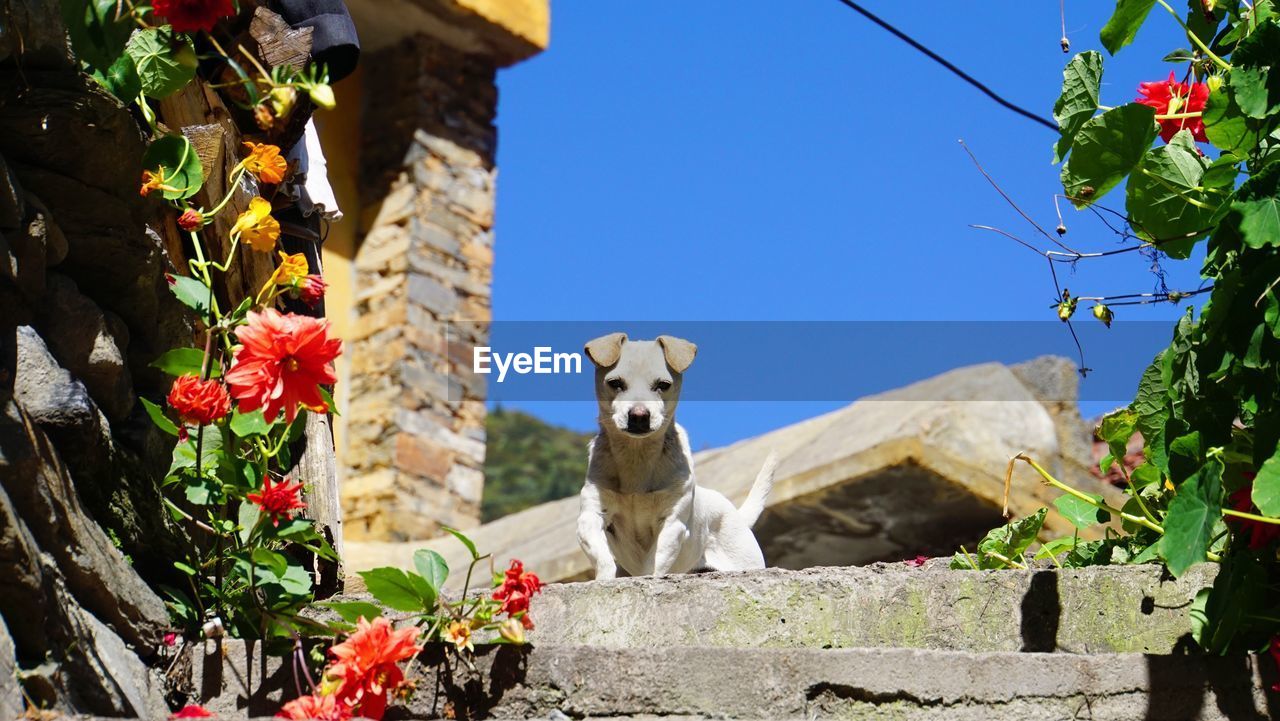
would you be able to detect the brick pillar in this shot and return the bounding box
[342,35,495,541]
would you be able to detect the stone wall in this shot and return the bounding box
[342,35,496,541]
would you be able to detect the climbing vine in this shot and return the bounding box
[957,0,1280,661]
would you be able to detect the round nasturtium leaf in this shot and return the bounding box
[143,134,204,201]
[92,52,142,101]
[126,28,198,100]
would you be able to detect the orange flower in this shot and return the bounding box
[270,251,310,287]
[326,617,422,721]
[243,142,289,185]
[231,197,280,252]
[224,309,341,423]
[276,693,349,720]
[140,169,180,197]
[246,475,305,526]
[167,375,231,426]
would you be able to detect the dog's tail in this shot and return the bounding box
[738,451,779,528]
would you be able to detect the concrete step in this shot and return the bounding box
[528,562,1217,654]
[191,642,1276,720]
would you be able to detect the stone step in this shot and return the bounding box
[528,562,1217,654]
[190,642,1275,720]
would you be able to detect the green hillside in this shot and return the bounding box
[481,407,593,522]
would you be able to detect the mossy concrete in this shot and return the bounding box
[530,562,1218,654]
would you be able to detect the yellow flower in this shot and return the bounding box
[242,142,289,185]
[271,251,309,287]
[232,197,280,252]
[443,620,473,653]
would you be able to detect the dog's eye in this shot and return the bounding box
[654,380,672,392]
[607,378,626,391]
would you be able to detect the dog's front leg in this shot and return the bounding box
[651,506,691,576]
[577,483,618,580]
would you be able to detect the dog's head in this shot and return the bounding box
[584,333,697,438]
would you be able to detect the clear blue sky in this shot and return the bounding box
[488,2,1208,449]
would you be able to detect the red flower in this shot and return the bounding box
[1227,482,1280,550]
[247,476,306,526]
[493,559,542,628]
[1135,71,1209,143]
[167,376,231,426]
[326,617,422,720]
[298,275,327,308]
[224,309,341,423]
[177,208,205,231]
[277,693,350,720]
[153,0,235,32]
[171,705,215,719]
[904,555,928,568]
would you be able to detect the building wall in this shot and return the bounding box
[340,35,497,541]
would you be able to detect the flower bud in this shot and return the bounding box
[1092,303,1113,328]
[254,104,275,130]
[308,83,336,110]
[1056,289,1077,322]
[177,208,204,231]
[1207,74,1224,94]
[269,86,297,120]
[498,617,526,645]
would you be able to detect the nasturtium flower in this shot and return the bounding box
[243,142,289,185]
[443,620,474,653]
[269,251,310,288]
[224,309,341,423]
[1135,71,1209,143]
[246,475,306,526]
[140,169,180,198]
[493,559,542,628]
[276,693,349,721]
[177,208,205,231]
[326,617,422,721]
[170,704,215,719]
[231,197,281,252]
[167,375,231,426]
[153,0,235,32]
[497,617,526,645]
[298,274,327,308]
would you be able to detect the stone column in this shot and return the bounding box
[337,1,548,542]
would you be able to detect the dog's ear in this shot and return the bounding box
[657,335,697,373]
[584,332,627,367]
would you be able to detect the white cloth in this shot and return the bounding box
[286,118,343,223]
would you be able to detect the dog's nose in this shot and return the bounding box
[626,407,650,433]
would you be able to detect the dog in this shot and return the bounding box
[576,332,778,580]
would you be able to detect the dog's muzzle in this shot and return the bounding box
[626,407,651,434]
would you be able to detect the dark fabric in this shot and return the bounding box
[271,0,361,82]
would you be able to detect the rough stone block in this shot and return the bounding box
[394,431,455,480]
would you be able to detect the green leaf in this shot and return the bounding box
[1054,493,1111,529]
[151,348,217,377]
[237,501,261,543]
[1251,450,1280,517]
[319,601,383,624]
[1160,458,1223,577]
[1062,104,1158,207]
[974,508,1047,569]
[1233,162,1280,249]
[1098,409,1138,463]
[318,386,340,416]
[143,134,204,201]
[230,408,272,437]
[1227,20,1280,119]
[174,560,198,576]
[125,28,198,99]
[441,526,480,560]
[92,52,142,101]
[62,0,133,70]
[1131,462,1162,488]
[1190,554,1269,653]
[167,274,210,317]
[413,549,449,592]
[1126,131,1229,258]
[252,547,289,578]
[1204,86,1268,155]
[1034,536,1078,561]
[1053,51,1104,163]
[357,567,430,613]
[140,397,179,436]
[1100,0,1157,54]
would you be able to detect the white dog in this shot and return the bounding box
[576,333,777,580]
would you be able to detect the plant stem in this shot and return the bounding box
[1015,454,1165,533]
[1155,0,1232,70]
[1222,507,1280,525]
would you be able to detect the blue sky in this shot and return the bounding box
[488,2,1209,449]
